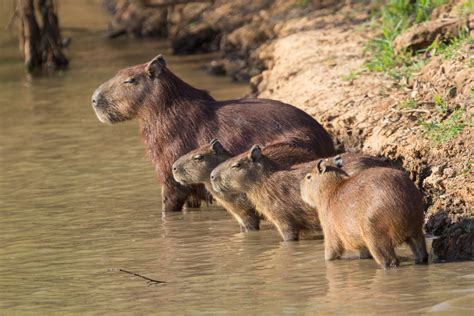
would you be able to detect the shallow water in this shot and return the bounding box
[0,1,473,314]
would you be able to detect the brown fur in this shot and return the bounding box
[300,159,428,268]
[92,55,335,213]
[172,140,319,231]
[211,148,386,241]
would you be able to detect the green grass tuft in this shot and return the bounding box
[399,98,418,109]
[419,96,469,144]
[426,29,472,59]
[341,70,364,81]
[365,0,446,72]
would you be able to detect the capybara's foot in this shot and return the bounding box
[161,193,187,213]
[359,248,373,259]
[324,235,344,260]
[382,257,400,269]
[240,215,260,232]
[161,182,189,213]
[365,239,399,268]
[281,229,299,241]
[162,202,185,213]
[325,247,343,261]
[185,196,201,209]
[240,223,260,232]
[415,256,428,264]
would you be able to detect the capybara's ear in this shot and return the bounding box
[316,159,327,174]
[334,155,342,168]
[249,145,262,162]
[210,139,224,154]
[146,54,166,78]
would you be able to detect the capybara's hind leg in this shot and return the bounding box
[407,230,428,264]
[365,238,399,268]
[161,181,189,213]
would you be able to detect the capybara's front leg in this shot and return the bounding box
[161,181,189,213]
[278,224,299,241]
[359,248,373,259]
[324,239,344,261]
[239,211,260,232]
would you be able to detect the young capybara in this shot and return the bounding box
[300,157,428,268]
[172,139,320,232]
[210,146,390,241]
[173,139,259,232]
[91,54,335,213]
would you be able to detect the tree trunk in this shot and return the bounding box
[17,0,68,72]
[18,0,42,72]
[38,0,68,68]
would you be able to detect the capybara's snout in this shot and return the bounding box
[210,169,222,192]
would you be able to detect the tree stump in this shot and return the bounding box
[17,0,68,72]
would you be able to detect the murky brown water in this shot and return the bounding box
[1,1,473,314]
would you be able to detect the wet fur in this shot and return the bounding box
[301,164,428,268]
[211,151,384,241]
[92,57,335,212]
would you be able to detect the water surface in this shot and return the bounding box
[0,1,473,314]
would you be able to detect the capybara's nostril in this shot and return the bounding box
[210,174,215,180]
[173,166,177,171]
[91,88,102,107]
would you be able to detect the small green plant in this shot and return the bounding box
[294,0,310,8]
[433,95,448,114]
[470,86,474,103]
[387,58,426,81]
[419,107,467,144]
[399,98,418,109]
[341,70,363,81]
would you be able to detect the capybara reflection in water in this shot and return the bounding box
[92,54,335,213]
[210,145,389,241]
[300,156,428,268]
[172,140,319,232]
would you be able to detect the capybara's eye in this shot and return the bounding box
[231,163,241,169]
[193,155,203,161]
[306,174,312,180]
[123,77,136,84]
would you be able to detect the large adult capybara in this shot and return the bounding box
[91,54,335,213]
[300,157,428,268]
[172,139,319,232]
[210,146,389,241]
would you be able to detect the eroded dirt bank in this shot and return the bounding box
[166,0,473,261]
[253,10,473,261]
